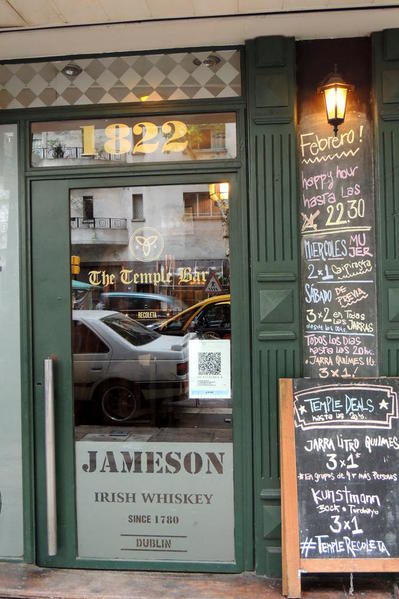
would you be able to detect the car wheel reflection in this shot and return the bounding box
[99,381,140,423]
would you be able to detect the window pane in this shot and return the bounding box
[132,194,144,220]
[0,124,23,557]
[183,191,221,220]
[31,113,237,167]
[72,183,234,562]
[82,196,94,221]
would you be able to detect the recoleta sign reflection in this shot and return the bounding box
[76,441,234,561]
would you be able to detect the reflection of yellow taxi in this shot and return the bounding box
[153,294,231,339]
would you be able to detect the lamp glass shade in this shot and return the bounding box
[324,85,348,124]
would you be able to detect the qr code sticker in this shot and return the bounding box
[198,351,222,376]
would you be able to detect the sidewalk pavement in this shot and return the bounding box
[0,563,396,599]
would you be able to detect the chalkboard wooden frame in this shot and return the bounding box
[280,378,399,598]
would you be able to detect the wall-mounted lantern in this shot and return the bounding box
[317,66,354,137]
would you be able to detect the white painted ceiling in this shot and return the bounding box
[0,0,398,28]
[0,1,399,60]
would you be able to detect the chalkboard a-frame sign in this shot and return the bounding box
[280,378,399,598]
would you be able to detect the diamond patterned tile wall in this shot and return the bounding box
[0,50,241,109]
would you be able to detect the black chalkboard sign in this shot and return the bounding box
[280,378,399,598]
[298,113,378,378]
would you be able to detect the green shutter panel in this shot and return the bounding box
[245,36,301,576]
[373,30,399,375]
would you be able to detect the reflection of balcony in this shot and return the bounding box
[33,146,84,160]
[70,217,128,245]
[32,145,126,163]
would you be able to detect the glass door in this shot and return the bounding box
[31,178,237,569]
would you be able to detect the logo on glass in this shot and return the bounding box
[130,227,164,262]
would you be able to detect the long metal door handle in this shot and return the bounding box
[44,358,57,556]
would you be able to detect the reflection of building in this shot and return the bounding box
[71,185,229,304]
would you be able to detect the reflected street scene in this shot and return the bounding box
[71,183,232,441]
[71,183,235,562]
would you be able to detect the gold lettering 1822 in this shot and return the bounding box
[81,120,188,157]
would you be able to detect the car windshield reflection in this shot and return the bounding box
[102,313,159,346]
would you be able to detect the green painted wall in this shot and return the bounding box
[245,36,302,576]
[373,30,399,375]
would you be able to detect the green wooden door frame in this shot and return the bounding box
[26,129,253,570]
[0,95,254,568]
[245,36,301,577]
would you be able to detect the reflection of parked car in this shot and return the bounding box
[72,310,188,423]
[72,279,95,309]
[151,294,231,339]
[97,292,186,324]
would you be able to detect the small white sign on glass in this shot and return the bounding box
[189,339,231,399]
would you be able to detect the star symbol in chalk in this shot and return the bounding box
[299,405,307,415]
[379,399,389,410]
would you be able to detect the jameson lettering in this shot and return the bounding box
[82,450,225,475]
